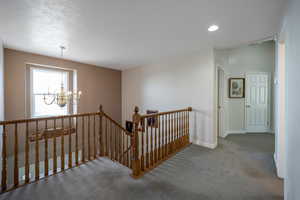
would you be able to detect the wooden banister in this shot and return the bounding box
[0,105,192,193]
[0,112,100,126]
[102,112,131,136]
[131,106,192,178]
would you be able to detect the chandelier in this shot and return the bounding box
[43,46,82,108]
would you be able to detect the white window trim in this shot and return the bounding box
[29,66,70,118]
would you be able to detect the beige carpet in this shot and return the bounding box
[0,133,283,200]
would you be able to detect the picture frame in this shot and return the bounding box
[126,121,133,133]
[229,78,245,98]
[146,110,159,128]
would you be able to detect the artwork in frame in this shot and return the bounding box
[229,78,245,98]
[146,110,159,128]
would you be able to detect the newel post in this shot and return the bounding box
[99,104,104,156]
[132,106,141,177]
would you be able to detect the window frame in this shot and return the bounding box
[29,66,70,118]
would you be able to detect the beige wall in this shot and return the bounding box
[2,49,122,180]
[215,41,275,135]
[122,49,217,148]
[4,48,122,122]
[0,40,4,122]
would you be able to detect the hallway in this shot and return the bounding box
[0,134,283,200]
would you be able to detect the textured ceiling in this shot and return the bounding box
[0,0,286,70]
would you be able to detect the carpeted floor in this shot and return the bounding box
[0,133,283,200]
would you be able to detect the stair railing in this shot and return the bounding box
[131,106,192,178]
[0,105,192,192]
[0,105,132,193]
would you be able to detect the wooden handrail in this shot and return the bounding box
[0,112,100,125]
[102,112,132,136]
[140,107,192,118]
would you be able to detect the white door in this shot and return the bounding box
[218,69,225,137]
[245,73,270,132]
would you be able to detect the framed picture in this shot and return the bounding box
[147,110,159,128]
[229,78,245,98]
[126,121,133,133]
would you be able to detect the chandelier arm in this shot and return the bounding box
[43,94,56,105]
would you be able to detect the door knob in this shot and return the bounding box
[246,105,251,108]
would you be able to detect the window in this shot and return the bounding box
[30,67,69,117]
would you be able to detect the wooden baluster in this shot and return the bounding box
[107,120,110,158]
[114,125,117,161]
[93,115,96,159]
[168,114,171,155]
[188,109,190,142]
[99,114,102,156]
[121,131,124,165]
[1,125,7,191]
[173,113,175,150]
[176,113,180,149]
[184,111,188,144]
[25,122,30,183]
[125,134,128,167]
[164,114,166,158]
[122,131,126,165]
[146,118,149,168]
[124,133,127,166]
[182,111,184,144]
[161,115,165,158]
[164,114,167,157]
[179,112,182,147]
[150,118,153,166]
[141,118,145,171]
[154,116,157,163]
[170,114,174,153]
[61,118,65,171]
[68,117,72,168]
[105,117,108,156]
[75,116,79,166]
[116,126,119,161]
[82,116,85,163]
[175,113,177,149]
[174,113,176,150]
[53,119,57,174]
[181,112,183,146]
[14,124,19,187]
[35,120,39,180]
[174,113,176,151]
[158,115,161,160]
[88,115,91,160]
[110,122,113,160]
[128,135,130,168]
[45,120,49,177]
[118,129,121,162]
[183,111,186,145]
[99,105,103,156]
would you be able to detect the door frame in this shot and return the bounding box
[217,67,226,138]
[245,72,271,133]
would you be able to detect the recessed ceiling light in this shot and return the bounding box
[208,25,219,32]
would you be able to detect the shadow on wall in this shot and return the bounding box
[191,108,212,145]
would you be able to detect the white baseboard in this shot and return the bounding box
[194,140,217,149]
[225,130,247,136]
[225,129,274,136]
[273,153,284,179]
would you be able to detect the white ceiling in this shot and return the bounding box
[0,0,286,70]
